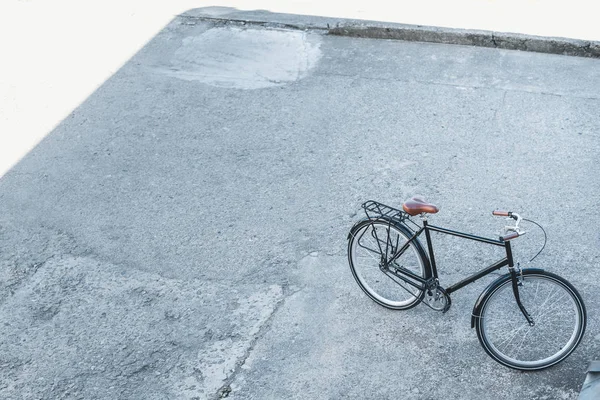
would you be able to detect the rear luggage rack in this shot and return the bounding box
[362,200,409,224]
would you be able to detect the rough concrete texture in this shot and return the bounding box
[1,12,600,400]
[183,8,600,58]
[579,361,600,399]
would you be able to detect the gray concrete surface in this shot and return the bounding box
[184,8,600,58]
[579,361,600,399]
[1,11,600,400]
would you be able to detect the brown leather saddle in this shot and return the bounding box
[402,196,439,216]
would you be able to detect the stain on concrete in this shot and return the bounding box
[161,27,322,89]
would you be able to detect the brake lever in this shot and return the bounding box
[505,213,525,234]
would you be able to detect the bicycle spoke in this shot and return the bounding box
[512,324,535,358]
[494,321,530,351]
[532,293,569,321]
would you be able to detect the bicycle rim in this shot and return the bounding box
[477,272,585,370]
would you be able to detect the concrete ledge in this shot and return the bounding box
[181,7,600,58]
[579,361,600,400]
[329,25,600,58]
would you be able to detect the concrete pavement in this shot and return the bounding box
[1,9,600,400]
[2,0,600,178]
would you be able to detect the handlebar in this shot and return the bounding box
[501,231,520,241]
[493,211,548,260]
[492,210,518,220]
[493,210,524,240]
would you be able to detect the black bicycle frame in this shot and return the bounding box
[387,220,510,293]
[383,219,534,323]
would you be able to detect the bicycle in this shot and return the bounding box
[347,196,586,371]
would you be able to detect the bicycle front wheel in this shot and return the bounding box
[348,219,429,310]
[475,270,586,370]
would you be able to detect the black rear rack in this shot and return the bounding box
[362,200,409,224]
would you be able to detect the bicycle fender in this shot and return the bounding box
[347,218,416,243]
[470,268,545,328]
[347,218,372,240]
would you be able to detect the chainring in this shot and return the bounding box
[424,286,452,313]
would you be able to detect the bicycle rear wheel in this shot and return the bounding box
[348,219,429,310]
[475,270,586,370]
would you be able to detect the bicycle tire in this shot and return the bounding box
[475,270,586,370]
[348,219,430,310]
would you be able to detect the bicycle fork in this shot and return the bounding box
[506,241,535,326]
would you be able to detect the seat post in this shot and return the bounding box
[422,219,439,279]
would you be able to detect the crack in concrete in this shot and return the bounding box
[493,90,508,121]
[214,284,302,399]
